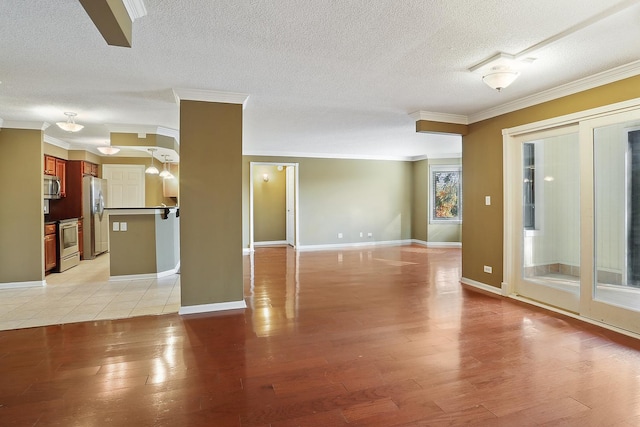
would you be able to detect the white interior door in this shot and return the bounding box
[102,165,145,208]
[286,166,295,246]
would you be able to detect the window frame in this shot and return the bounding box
[429,165,462,224]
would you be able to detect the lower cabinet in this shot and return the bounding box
[44,224,57,272]
[78,219,84,260]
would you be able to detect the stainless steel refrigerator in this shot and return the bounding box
[82,176,109,259]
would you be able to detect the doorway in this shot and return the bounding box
[249,162,299,251]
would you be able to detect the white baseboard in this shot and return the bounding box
[298,239,414,252]
[254,240,289,247]
[411,239,462,248]
[109,263,180,282]
[0,280,45,289]
[179,299,247,315]
[460,277,504,296]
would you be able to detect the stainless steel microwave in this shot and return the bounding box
[44,175,61,199]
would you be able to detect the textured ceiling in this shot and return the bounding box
[1,1,640,159]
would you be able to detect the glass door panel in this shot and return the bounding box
[515,129,581,312]
[593,120,640,313]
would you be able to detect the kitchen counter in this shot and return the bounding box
[107,207,180,280]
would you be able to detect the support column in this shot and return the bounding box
[0,125,46,287]
[174,90,248,314]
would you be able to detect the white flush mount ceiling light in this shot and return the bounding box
[56,112,84,132]
[469,53,535,92]
[97,145,120,155]
[145,148,159,174]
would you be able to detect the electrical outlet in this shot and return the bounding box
[483,265,492,274]
[359,232,363,237]
[367,232,373,238]
[337,233,343,239]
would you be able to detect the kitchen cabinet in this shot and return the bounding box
[44,223,57,272]
[78,219,83,259]
[82,161,99,177]
[55,158,66,197]
[44,155,56,175]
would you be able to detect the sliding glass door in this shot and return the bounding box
[505,105,640,334]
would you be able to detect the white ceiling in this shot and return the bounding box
[2,1,640,160]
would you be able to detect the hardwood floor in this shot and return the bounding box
[2,245,640,426]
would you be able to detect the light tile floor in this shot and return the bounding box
[0,254,180,331]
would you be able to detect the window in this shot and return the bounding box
[430,165,462,224]
[523,142,536,230]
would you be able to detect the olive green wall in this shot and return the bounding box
[243,156,413,248]
[463,75,640,288]
[101,157,178,207]
[180,100,243,307]
[411,158,462,243]
[253,164,286,242]
[0,129,44,283]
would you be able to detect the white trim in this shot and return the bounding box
[1,120,50,131]
[173,88,249,109]
[411,239,462,248]
[104,124,179,142]
[244,150,418,162]
[254,240,289,247]
[298,239,414,252]
[43,135,71,150]
[0,280,45,289]
[410,152,462,162]
[243,248,253,255]
[179,299,247,315]
[157,262,180,278]
[409,111,469,125]
[122,0,147,20]
[109,273,157,281]
[460,277,504,296]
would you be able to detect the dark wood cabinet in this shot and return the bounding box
[82,161,99,177]
[78,219,84,260]
[55,158,66,197]
[44,224,57,272]
[44,155,56,175]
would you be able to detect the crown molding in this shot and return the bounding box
[409,152,462,161]
[105,124,179,142]
[244,150,419,162]
[468,59,640,123]
[43,135,71,150]
[173,88,250,109]
[1,120,50,131]
[409,111,469,125]
[122,0,147,20]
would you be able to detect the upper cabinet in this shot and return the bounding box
[44,155,56,176]
[82,161,99,177]
[44,155,67,197]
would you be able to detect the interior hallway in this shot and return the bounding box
[1,246,640,425]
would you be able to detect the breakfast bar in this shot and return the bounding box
[106,207,180,280]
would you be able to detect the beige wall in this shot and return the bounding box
[463,74,640,288]
[109,214,157,276]
[253,164,286,242]
[411,160,428,242]
[243,156,413,248]
[180,100,244,307]
[0,129,44,283]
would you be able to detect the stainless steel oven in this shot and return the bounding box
[57,219,80,272]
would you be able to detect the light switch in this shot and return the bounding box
[485,196,491,206]
[120,222,128,232]
[112,222,120,231]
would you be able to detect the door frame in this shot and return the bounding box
[249,162,300,252]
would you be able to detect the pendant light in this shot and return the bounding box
[56,112,84,132]
[160,156,175,179]
[145,148,159,174]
